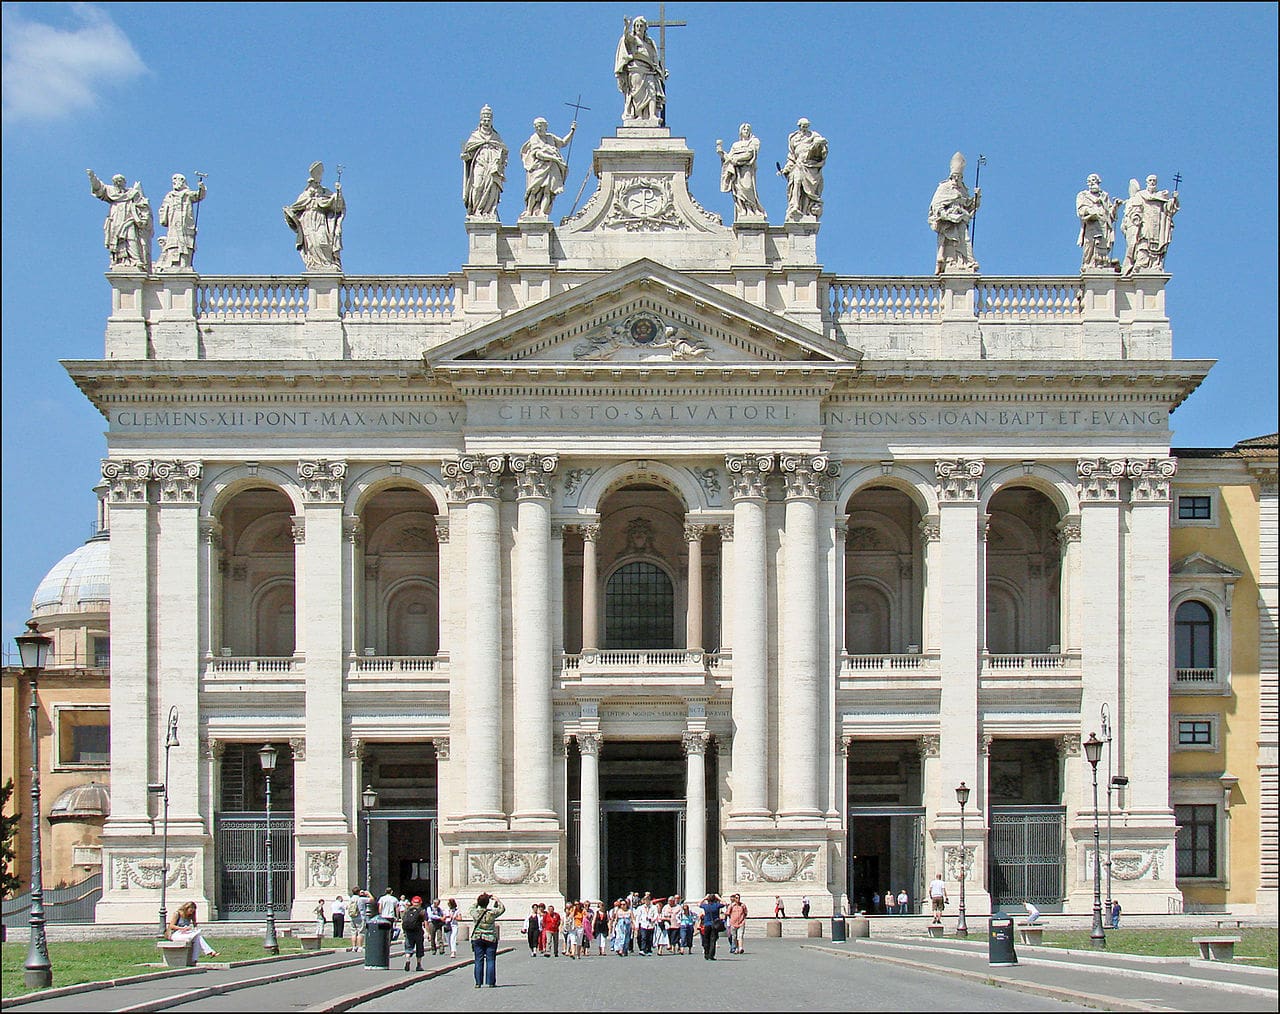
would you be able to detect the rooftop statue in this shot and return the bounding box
[928,152,981,273]
[1121,175,1180,275]
[717,124,765,222]
[461,105,508,219]
[779,118,827,222]
[520,117,576,219]
[284,162,345,271]
[86,169,153,272]
[615,16,667,125]
[1076,174,1122,272]
[157,173,207,272]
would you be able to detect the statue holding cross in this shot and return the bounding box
[615,15,668,125]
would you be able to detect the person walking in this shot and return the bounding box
[698,893,725,960]
[313,897,328,939]
[469,892,505,988]
[544,904,562,957]
[401,896,426,972]
[726,893,748,954]
[678,903,696,954]
[525,904,542,955]
[774,895,786,919]
[593,902,609,955]
[426,898,446,954]
[347,891,368,951]
[801,895,811,919]
[332,894,346,940]
[896,888,909,915]
[928,872,948,925]
[445,898,461,957]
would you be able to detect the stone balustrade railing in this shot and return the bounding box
[206,655,303,674]
[1174,667,1219,685]
[840,652,940,674]
[982,652,1081,675]
[339,276,456,320]
[826,278,943,321]
[562,649,716,673]
[975,278,1083,318]
[195,276,308,321]
[351,653,450,673]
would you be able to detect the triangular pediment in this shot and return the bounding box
[426,259,859,368]
[1170,552,1242,580]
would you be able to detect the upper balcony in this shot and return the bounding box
[559,649,729,691]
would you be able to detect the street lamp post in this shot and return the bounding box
[1084,732,1106,949]
[955,781,970,938]
[1100,704,1113,923]
[259,744,279,955]
[16,621,53,990]
[150,707,180,938]
[362,786,379,891]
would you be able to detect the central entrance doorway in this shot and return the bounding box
[602,801,685,902]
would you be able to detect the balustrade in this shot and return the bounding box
[975,278,1082,318]
[982,652,1080,675]
[1174,667,1219,685]
[205,655,302,674]
[195,277,307,321]
[351,654,449,673]
[827,277,942,321]
[339,276,455,320]
[840,652,939,675]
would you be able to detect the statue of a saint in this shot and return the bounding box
[717,124,765,221]
[520,118,576,218]
[779,118,827,222]
[1076,174,1122,271]
[1121,174,1180,275]
[283,162,345,271]
[928,152,981,273]
[157,173,207,272]
[461,105,508,219]
[615,16,667,125]
[86,170,153,271]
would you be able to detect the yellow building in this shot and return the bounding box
[1170,433,1278,916]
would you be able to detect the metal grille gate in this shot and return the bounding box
[215,812,294,919]
[989,806,1065,907]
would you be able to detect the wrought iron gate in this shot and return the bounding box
[989,806,1065,907]
[215,812,294,919]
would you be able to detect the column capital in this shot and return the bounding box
[343,515,363,544]
[1056,733,1081,758]
[509,453,560,499]
[443,454,505,502]
[101,458,152,504]
[934,458,984,502]
[348,737,367,760]
[919,515,941,542]
[683,523,708,543]
[432,736,451,761]
[1055,515,1082,548]
[779,453,841,500]
[718,522,734,542]
[837,736,850,757]
[154,459,203,503]
[199,517,223,548]
[725,453,776,500]
[918,734,941,759]
[682,730,711,755]
[1076,457,1126,503]
[579,522,601,543]
[289,736,307,762]
[577,732,602,757]
[434,516,450,543]
[1127,457,1177,503]
[290,515,306,544]
[203,737,226,761]
[297,459,347,503]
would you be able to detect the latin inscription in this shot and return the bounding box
[822,405,1167,433]
[111,406,464,433]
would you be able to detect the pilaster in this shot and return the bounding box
[683,731,710,900]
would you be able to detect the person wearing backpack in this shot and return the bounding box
[401,895,426,971]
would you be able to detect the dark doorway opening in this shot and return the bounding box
[604,809,680,902]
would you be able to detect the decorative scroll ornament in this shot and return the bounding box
[944,845,976,882]
[113,853,194,890]
[779,454,840,500]
[605,177,682,232]
[1086,848,1162,881]
[1127,457,1177,503]
[934,458,985,501]
[102,459,152,504]
[572,311,709,362]
[297,459,347,502]
[737,848,818,884]
[153,460,202,503]
[468,850,551,885]
[442,455,505,502]
[725,453,776,500]
[508,453,560,499]
[1076,458,1126,502]
[306,849,341,888]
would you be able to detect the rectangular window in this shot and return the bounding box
[58,710,110,766]
[1175,803,1217,878]
[92,636,110,669]
[1177,495,1212,520]
[1177,720,1212,746]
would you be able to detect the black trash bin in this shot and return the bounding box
[364,917,392,969]
[831,915,847,943]
[988,913,1017,966]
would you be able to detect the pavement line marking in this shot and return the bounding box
[801,945,1174,1013]
[301,952,507,1013]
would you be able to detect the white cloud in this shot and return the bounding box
[2,3,146,123]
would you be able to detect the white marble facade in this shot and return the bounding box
[75,115,1207,922]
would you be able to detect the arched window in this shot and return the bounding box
[1175,600,1215,671]
[604,562,674,649]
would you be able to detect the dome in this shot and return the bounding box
[31,533,110,616]
[49,781,111,822]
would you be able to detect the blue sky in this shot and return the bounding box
[2,2,1277,647]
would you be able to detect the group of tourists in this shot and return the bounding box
[870,887,914,915]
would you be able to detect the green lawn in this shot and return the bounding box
[0,935,344,999]
[1041,927,1278,968]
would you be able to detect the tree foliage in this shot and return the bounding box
[1,778,21,901]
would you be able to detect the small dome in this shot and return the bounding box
[49,781,111,822]
[31,534,110,616]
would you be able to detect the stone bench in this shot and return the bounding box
[1193,936,1241,961]
[298,934,323,951]
[156,940,194,968]
[1017,924,1044,946]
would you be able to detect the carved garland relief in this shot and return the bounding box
[468,850,552,886]
[736,848,818,884]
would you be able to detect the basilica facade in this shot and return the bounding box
[64,61,1226,921]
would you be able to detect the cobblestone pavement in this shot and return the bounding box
[351,940,1091,1012]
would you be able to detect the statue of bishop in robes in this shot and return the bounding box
[284,162,345,271]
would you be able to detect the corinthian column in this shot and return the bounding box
[685,524,706,651]
[511,453,559,823]
[683,731,710,900]
[725,454,774,819]
[578,733,602,902]
[444,455,507,821]
[778,454,838,821]
[581,523,601,652]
